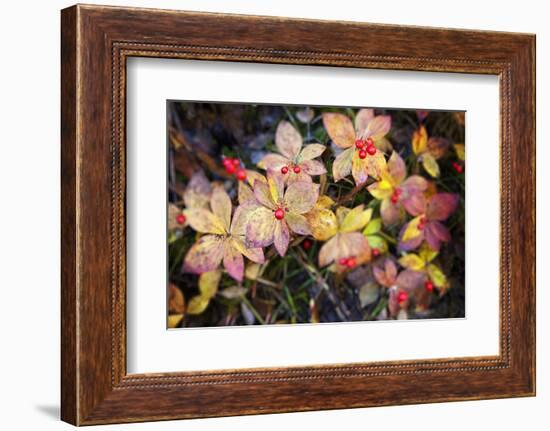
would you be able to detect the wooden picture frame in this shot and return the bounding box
[61,4,536,425]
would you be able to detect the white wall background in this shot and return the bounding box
[0,0,546,429]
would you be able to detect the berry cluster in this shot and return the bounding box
[338,256,357,269]
[452,161,464,173]
[354,137,377,159]
[222,157,247,181]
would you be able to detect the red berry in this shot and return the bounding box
[281,166,289,174]
[302,239,312,250]
[231,158,241,167]
[425,280,434,292]
[176,214,186,225]
[366,145,377,156]
[293,165,301,174]
[339,257,348,266]
[222,158,233,168]
[225,164,237,175]
[355,139,364,149]
[397,291,408,304]
[452,162,463,173]
[346,257,356,268]
[391,194,399,204]
[372,248,380,257]
[235,169,247,181]
[365,138,374,147]
[274,208,285,220]
[358,149,367,159]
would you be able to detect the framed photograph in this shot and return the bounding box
[61,4,536,425]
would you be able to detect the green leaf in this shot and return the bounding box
[427,263,448,290]
[363,218,382,235]
[366,234,388,253]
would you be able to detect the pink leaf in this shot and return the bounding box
[366,115,391,140]
[400,175,428,195]
[332,147,354,182]
[300,159,326,176]
[183,170,211,209]
[299,144,326,161]
[223,243,245,282]
[284,181,319,214]
[245,206,276,248]
[354,108,374,135]
[401,193,427,217]
[273,220,290,256]
[424,221,451,251]
[396,270,425,291]
[426,193,459,221]
[318,236,338,267]
[285,212,311,235]
[258,153,289,171]
[275,121,302,159]
[183,235,225,274]
[387,151,406,184]
[380,198,403,226]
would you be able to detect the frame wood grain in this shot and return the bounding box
[61,4,536,425]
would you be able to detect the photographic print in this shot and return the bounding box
[167,102,465,328]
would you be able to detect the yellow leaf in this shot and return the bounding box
[316,195,334,209]
[418,243,438,263]
[183,208,227,235]
[199,270,222,299]
[335,207,350,226]
[167,314,184,328]
[322,113,356,149]
[340,206,373,233]
[421,153,440,178]
[398,254,425,271]
[245,262,261,280]
[402,216,424,242]
[412,125,428,155]
[186,296,210,315]
[305,207,338,241]
[427,264,449,290]
[363,218,382,235]
[332,147,354,182]
[454,143,465,161]
[267,173,284,204]
[367,179,393,200]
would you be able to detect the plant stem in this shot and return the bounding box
[241,296,266,324]
[334,181,370,206]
